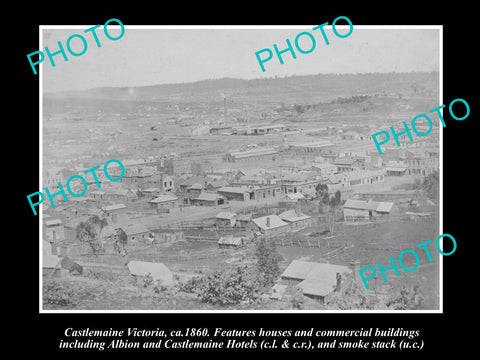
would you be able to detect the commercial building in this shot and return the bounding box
[223,147,278,163]
[148,194,178,212]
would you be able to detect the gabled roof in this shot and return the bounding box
[215,211,237,220]
[298,264,352,297]
[333,158,357,166]
[278,210,311,222]
[343,199,380,211]
[127,261,173,285]
[286,193,305,200]
[281,259,317,280]
[218,236,244,246]
[218,186,251,194]
[149,194,178,203]
[326,174,348,184]
[142,187,161,193]
[120,222,149,236]
[301,188,317,197]
[252,215,289,230]
[205,179,230,188]
[312,162,337,169]
[45,219,63,226]
[197,192,223,201]
[101,204,127,212]
[281,260,351,297]
[343,199,395,213]
[189,183,204,190]
[376,202,395,213]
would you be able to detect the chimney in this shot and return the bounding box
[295,204,301,217]
[335,273,342,292]
[266,216,271,228]
[349,260,361,282]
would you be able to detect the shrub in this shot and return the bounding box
[255,238,283,288]
[177,239,283,307]
[44,281,78,307]
[194,265,262,306]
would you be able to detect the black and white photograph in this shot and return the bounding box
[14,6,476,356]
[39,25,441,312]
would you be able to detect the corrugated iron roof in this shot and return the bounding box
[218,236,243,246]
[343,199,380,211]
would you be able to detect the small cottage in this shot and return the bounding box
[278,209,313,230]
[218,235,245,249]
[127,261,174,286]
[215,211,237,228]
[148,194,178,212]
[281,260,352,304]
[251,215,289,238]
[343,199,398,222]
[119,223,150,243]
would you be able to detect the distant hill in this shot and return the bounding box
[45,72,439,104]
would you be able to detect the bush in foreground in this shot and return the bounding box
[43,281,78,307]
[179,238,283,306]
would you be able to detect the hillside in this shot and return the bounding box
[45,72,439,105]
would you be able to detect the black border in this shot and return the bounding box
[16,3,476,357]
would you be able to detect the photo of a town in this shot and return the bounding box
[40,27,441,311]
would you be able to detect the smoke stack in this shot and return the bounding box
[224,96,227,124]
[349,260,360,282]
[266,216,271,228]
[335,273,342,292]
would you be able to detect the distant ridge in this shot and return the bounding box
[45,72,439,103]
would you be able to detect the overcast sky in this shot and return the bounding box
[41,26,440,93]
